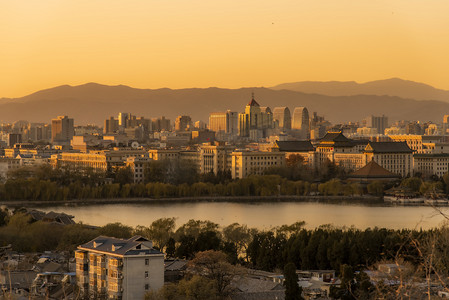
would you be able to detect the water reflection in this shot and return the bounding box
[32,202,449,230]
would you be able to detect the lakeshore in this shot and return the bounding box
[1,195,383,207]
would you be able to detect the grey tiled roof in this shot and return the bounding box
[79,235,163,256]
[365,142,413,153]
[275,141,315,152]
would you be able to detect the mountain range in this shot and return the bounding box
[1,78,449,125]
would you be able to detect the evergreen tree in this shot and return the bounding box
[284,262,303,300]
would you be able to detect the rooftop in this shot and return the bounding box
[275,140,315,152]
[350,160,400,179]
[365,142,413,153]
[78,235,163,256]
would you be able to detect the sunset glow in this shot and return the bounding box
[1,0,449,97]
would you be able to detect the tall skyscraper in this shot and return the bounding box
[292,107,310,139]
[51,115,74,143]
[273,107,291,130]
[238,93,274,139]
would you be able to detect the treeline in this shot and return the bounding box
[2,211,448,279]
[3,159,449,201]
[0,162,367,201]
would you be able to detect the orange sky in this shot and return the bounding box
[1,0,449,97]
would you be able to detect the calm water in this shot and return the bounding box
[31,202,449,230]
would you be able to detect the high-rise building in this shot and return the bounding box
[151,117,171,132]
[8,133,22,146]
[175,115,192,131]
[209,110,238,134]
[365,115,388,135]
[291,107,310,139]
[272,107,291,130]
[104,116,119,134]
[51,115,74,144]
[118,112,130,128]
[238,94,274,139]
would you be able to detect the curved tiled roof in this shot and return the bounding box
[350,160,400,178]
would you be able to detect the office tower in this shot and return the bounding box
[51,115,74,143]
[238,93,274,139]
[209,110,238,134]
[273,107,291,130]
[292,107,310,139]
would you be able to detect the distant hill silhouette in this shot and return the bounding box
[271,78,449,102]
[0,82,448,125]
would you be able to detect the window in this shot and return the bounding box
[145,258,149,265]
[145,284,149,290]
[145,271,149,278]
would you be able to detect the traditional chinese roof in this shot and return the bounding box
[364,142,413,153]
[349,160,400,179]
[275,141,315,152]
[317,131,354,147]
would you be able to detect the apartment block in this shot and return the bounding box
[75,235,164,300]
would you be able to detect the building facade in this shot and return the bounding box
[75,235,164,300]
[231,150,285,179]
[364,141,413,177]
[291,107,310,139]
[272,107,292,131]
[199,142,235,175]
[51,116,74,144]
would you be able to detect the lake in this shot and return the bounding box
[31,201,449,230]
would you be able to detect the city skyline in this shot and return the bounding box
[1,1,449,97]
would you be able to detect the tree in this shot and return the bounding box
[367,181,384,196]
[114,166,133,185]
[284,262,303,300]
[147,217,176,251]
[188,250,241,297]
[146,275,218,300]
[99,223,133,239]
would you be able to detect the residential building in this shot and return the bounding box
[75,235,164,299]
[231,150,285,179]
